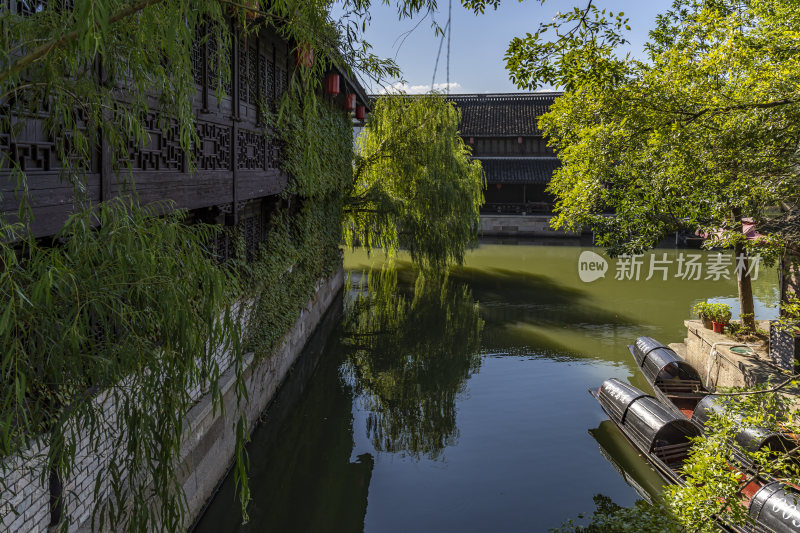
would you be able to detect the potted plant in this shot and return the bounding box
[692,301,714,330]
[708,303,732,334]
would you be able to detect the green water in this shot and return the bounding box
[194,244,778,532]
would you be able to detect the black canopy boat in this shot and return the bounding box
[628,336,795,460]
[591,378,700,482]
[693,394,795,466]
[628,336,708,418]
[590,378,800,533]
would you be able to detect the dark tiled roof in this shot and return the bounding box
[447,93,561,136]
[479,158,559,185]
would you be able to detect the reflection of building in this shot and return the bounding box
[446,93,561,215]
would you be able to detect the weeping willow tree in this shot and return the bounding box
[0,2,424,532]
[1,200,240,532]
[345,94,486,271]
[342,265,483,458]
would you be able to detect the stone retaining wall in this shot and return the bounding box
[176,265,344,529]
[479,214,582,237]
[677,319,784,391]
[1,266,344,533]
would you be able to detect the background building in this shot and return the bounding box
[447,92,585,239]
[447,92,560,215]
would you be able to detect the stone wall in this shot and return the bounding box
[176,265,344,529]
[0,266,344,533]
[479,214,582,238]
[676,319,785,391]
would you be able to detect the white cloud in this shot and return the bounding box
[378,81,463,95]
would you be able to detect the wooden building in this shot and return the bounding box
[1,17,370,255]
[446,93,561,215]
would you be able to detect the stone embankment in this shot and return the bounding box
[671,320,799,404]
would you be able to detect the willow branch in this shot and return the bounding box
[0,0,166,85]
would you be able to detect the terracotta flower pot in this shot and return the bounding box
[712,321,725,334]
[701,314,713,329]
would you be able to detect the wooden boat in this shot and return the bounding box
[591,378,800,533]
[693,394,795,467]
[628,336,709,418]
[628,336,794,462]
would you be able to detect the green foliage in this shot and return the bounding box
[551,494,680,533]
[509,0,800,258]
[702,302,731,323]
[0,0,506,530]
[667,389,800,532]
[692,302,713,320]
[775,295,800,335]
[346,94,485,271]
[505,5,631,91]
[280,89,354,199]
[0,199,239,532]
[239,197,344,358]
[342,264,483,457]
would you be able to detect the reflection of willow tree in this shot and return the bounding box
[342,267,484,458]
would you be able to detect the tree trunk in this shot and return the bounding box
[49,466,63,527]
[735,240,756,329]
[780,243,800,313]
[732,209,756,330]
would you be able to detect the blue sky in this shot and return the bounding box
[336,1,671,94]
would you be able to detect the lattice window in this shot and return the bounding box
[206,32,231,95]
[238,205,267,262]
[1,117,93,173]
[238,39,249,103]
[248,43,259,104]
[191,26,205,86]
[15,0,47,15]
[211,228,229,263]
[266,137,282,169]
[258,54,267,110]
[265,58,276,112]
[276,64,288,100]
[237,129,265,170]
[12,0,73,15]
[194,121,231,170]
[121,112,184,171]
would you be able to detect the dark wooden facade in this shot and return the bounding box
[1,15,369,247]
[446,93,561,214]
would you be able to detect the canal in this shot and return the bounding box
[194,244,779,532]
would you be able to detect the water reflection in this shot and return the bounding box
[589,421,664,503]
[195,245,781,533]
[342,267,483,458]
[192,297,375,533]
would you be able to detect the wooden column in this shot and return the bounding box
[228,24,239,226]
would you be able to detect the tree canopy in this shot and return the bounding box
[0,1,490,530]
[510,0,800,255]
[345,94,485,271]
[502,0,800,328]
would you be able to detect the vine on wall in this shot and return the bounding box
[0,4,356,531]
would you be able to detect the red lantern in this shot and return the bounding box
[469,137,474,144]
[294,43,313,68]
[344,93,356,111]
[325,73,340,96]
[244,0,258,20]
[517,136,523,144]
[496,183,502,190]
[355,105,366,121]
